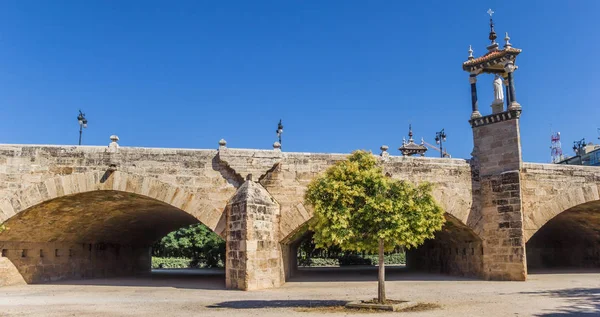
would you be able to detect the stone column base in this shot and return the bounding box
[225,181,284,290]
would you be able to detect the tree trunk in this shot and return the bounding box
[378,238,386,304]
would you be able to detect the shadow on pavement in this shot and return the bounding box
[47,266,477,290]
[290,265,478,282]
[528,268,600,275]
[520,287,600,316]
[207,300,348,309]
[48,268,226,290]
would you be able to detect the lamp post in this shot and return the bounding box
[435,129,447,158]
[276,119,283,146]
[77,110,88,145]
[573,138,586,164]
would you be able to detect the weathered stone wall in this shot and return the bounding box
[527,239,600,269]
[0,241,149,284]
[0,144,238,286]
[2,140,598,287]
[0,257,25,286]
[225,181,283,290]
[407,240,483,277]
[260,153,344,242]
[264,152,482,280]
[383,157,475,228]
[406,216,483,277]
[521,163,600,242]
[521,164,600,269]
[0,145,238,235]
[260,153,477,243]
[472,118,527,281]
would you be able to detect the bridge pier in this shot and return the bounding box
[225,180,284,290]
[471,114,527,281]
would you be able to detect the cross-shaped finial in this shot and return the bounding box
[487,9,497,45]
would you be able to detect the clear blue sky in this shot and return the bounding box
[1,1,598,163]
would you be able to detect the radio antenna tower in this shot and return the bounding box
[550,131,564,163]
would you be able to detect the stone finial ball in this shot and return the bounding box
[219,139,227,146]
[110,135,119,142]
[273,142,281,149]
[380,145,389,151]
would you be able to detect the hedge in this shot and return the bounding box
[152,257,193,269]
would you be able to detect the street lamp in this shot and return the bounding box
[572,138,586,158]
[276,119,283,146]
[77,110,88,145]
[434,129,447,158]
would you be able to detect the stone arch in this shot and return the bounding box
[523,183,600,242]
[406,213,483,278]
[280,210,484,280]
[0,171,229,286]
[278,185,476,246]
[525,197,600,270]
[0,171,227,234]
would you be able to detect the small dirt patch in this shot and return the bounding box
[401,303,442,312]
[295,302,441,314]
[360,299,409,305]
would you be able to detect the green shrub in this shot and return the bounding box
[299,257,339,267]
[363,253,406,265]
[152,257,193,269]
[298,254,312,267]
[338,254,373,266]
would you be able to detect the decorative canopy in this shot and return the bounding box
[399,125,428,157]
[464,9,523,123]
[462,46,521,74]
[463,9,521,76]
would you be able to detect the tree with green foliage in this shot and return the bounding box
[305,150,445,303]
[152,223,225,268]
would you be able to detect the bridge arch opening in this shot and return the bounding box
[406,213,483,278]
[0,190,223,286]
[526,199,600,271]
[281,213,483,281]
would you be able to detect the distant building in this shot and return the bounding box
[557,143,600,166]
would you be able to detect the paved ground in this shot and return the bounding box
[0,267,599,317]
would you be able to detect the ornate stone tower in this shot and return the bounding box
[463,10,527,281]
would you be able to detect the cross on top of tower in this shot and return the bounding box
[462,10,521,74]
[487,8,498,47]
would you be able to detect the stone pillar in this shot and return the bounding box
[469,74,481,118]
[225,180,283,290]
[471,117,527,281]
[504,79,511,109]
[504,62,521,111]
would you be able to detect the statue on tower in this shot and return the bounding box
[493,75,504,102]
[492,75,504,113]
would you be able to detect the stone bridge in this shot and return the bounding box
[0,115,599,290]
